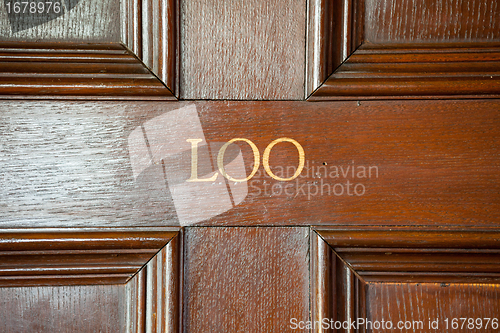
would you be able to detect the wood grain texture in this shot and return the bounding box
[311,231,367,333]
[121,0,177,94]
[179,0,306,100]
[0,284,126,333]
[193,100,499,226]
[2,100,498,227]
[312,230,500,333]
[0,227,179,286]
[0,100,180,228]
[125,230,182,333]
[307,0,500,99]
[183,227,310,332]
[367,283,500,333]
[310,231,336,332]
[315,226,500,283]
[365,0,500,43]
[0,42,175,99]
[310,43,500,100]
[306,0,364,96]
[0,0,119,42]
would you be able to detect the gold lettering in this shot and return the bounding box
[186,139,218,182]
[263,138,305,181]
[217,138,260,182]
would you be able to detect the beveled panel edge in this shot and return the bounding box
[313,226,500,283]
[0,0,178,100]
[311,230,367,333]
[307,0,500,100]
[121,0,178,96]
[125,229,183,333]
[0,41,175,100]
[306,0,364,98]
[0,227,181,287]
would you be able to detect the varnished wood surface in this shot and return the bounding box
[0,284,126,332]
[0,42,175,99]
[307,0,500,100]
[1,100,498,227]
[366,0,500,43]
[315,226,500,283]
[368,283,500,333]
[0,100,179,227]
[125,230,182,333]
[121,0,177,94]
[312,229,500,333]
[196,100,499,226]
[183,227,310,332]
[306,0,364,96]
[0,227,179,286]
[310,43,500,100]
[179,0,306,100]
[0,0,119,42]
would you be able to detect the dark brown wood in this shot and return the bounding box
[310,43,500,100]
[0,284,126,333]
[0,227,179,286]
[183,227,310,332]
[312,228,500,332]
[315,226,500,283]
[0,42,175,99]
[0,0,120,42]
[0,229,182,332]
[2,1,500,331]
[307,0,364,95]
[179,0,306,100]
[125,229,182,333]
[194,99,499,227]
[121,0,178,94]
[0,100,181,228]
[0,0,178,99]
[367,283,500,333]
[311,231,368,333]
[308,0,500,99]
[2,100,498,227]
[365,0,500,43]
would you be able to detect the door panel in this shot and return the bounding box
[0,284,126,333]
[183,227,310,332]
[179,0,306,100]
[0,0,499,332]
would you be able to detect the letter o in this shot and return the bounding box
[263,138,305,181]
[217,138,260,182]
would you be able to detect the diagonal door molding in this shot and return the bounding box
[0,227,183,332]
[0,0,177,100]
[0,227,182,286]
[306,0,500,100]
[311,226,500,332]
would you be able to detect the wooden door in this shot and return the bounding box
[0,0,499,332]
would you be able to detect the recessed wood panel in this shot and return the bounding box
[0,0,177,99]
[365,0,500,43]
[121,0,177,94]
[0,284,126,333]
[307,0,500,99]
[183,227,310,332]
[0,0,119,42]
[180,0,306,100]
[312,228,500,333]
[0,227,179,286]
[367,283,500,333]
